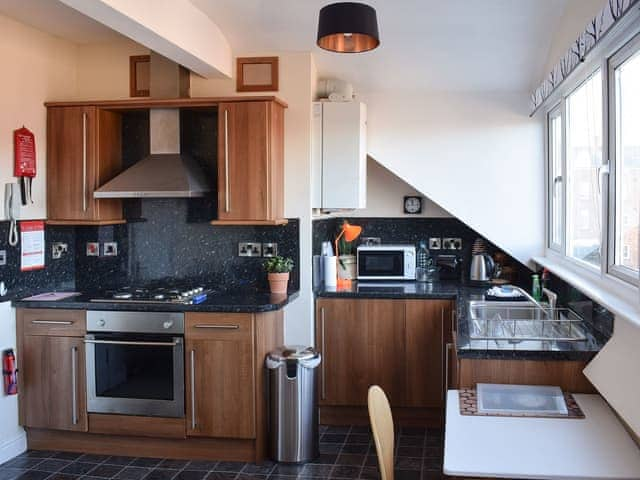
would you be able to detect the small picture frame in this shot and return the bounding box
[130,55,150,97]
[236,57,279,92]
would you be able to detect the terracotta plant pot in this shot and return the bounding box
[268,272,290,294]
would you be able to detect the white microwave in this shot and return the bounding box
[356,245,416,280]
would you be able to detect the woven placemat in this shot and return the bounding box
[458,388,585,419]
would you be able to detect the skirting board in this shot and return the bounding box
[0,432,27,465]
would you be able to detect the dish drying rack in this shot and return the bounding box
[470,306,587,342]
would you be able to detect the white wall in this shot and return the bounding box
[76,39,148,100]
[361,91,544,266]
[0,13,78,222]
[538,0,606,85]
[0,302,25,463]
[332,157,451,218]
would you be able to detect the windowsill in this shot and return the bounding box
[533,253,640,327]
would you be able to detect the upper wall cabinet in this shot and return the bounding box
[212,101,286,225]
[312,102,367,210]
[47,106,124,225]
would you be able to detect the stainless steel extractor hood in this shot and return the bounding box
[94,52,211,199]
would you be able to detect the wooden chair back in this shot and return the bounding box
[368,385,394,480]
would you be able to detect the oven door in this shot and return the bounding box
[85,333,184,418]
[358,250,406,279]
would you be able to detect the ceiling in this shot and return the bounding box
[0,0,124,44]
[190,0,568,93]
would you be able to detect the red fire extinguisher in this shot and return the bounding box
[3,349,18,395]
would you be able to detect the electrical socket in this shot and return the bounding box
[103,242,118,257]
[262,243,278,257]
[0,250,6,266]
[428,238,441,250]
[442,238,463,250]
[86,242,100,257]
[52,242,68,259]
[238,242,262,257]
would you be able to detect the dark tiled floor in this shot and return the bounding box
[0,426,445,480]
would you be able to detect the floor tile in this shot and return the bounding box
[87,464,124,478]
[0,469,27,480]
[130,460,162,469]
[202,474,236,480]
[340,444,369,455]
[60,463,98,476]
[52,454,83,462]
[47,474,81,480]
[396,447,423,458]
[183,462,217,472]
[334,454,365,467]
[270,464,304,476]
[319,434,346,444]
[114,467,151,480]
[300,464,332,477]
[143,469,179,480]
[2,459,43,470]
[157,461,187,471]
[325,426,350,435]
[359,466,380,480]
[172,471,207,480]
[318,444,341,455]
[241,464,274,476]
[35,460,71,473]
[103,458,135,467]
[212,462,245,473]
[15,471,51,480]
[309,454,336,466]
[395,457,422,472]
[329,465,361,479]
[395,471,420,480]
[78,455,109,465]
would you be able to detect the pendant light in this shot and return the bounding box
[317,2,380,53]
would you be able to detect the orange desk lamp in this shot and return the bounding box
[334,221,362,287]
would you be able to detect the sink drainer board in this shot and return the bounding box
[458,388,585,419]
[468,303,587,342]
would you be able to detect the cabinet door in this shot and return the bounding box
[21,336,87,431]
[47,107,122,223]
[404,300,453,408]
[48,106,97,221]
[217,102,270,221]
[317,298,405,406]
[185,313,256,438]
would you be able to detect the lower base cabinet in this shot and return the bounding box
[315,298,454,420]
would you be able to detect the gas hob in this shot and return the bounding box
[90,285,211,305]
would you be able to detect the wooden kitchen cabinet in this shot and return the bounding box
[212,101,286,225]
[317,298,405,406]
[17,309,87,432]
[316,297,455,422]
[404,299,453,408]
[185,313,256,439]
[47,106,124,225]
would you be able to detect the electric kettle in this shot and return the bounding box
[469,253,496,283]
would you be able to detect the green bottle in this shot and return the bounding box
[531,274,542,301]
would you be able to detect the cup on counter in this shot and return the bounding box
[323,255,337,287]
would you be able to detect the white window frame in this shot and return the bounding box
[544,23,640,290]
[607,32,640,286]
[547,104,564,253]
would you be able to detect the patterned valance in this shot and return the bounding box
[530,0,640,114]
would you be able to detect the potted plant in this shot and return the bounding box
[337,235,357,280]
[264,256,294,294]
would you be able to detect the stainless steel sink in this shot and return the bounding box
[467,300,587,342]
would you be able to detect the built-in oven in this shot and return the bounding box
[357,244,416,280]
[85,311,185,418]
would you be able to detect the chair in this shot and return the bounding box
[368,385,394,480]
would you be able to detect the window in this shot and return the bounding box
[566,71,603,268]
[548,107,563,250]
[546,32,640,287]
[610,39,640,280]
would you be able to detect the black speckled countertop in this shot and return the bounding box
[13,289,299,314]
[315,281,606,361]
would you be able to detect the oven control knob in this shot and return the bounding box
[163,321,174,329]
[97,319,106,327]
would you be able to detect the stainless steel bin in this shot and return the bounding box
[266,346,321,463]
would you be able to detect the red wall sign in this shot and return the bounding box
[14,126,36,177]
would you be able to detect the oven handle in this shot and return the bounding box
[84,339,180,347]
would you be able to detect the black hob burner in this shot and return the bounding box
[91,285,211,304]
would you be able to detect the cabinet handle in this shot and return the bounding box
[71,346,78,425]
[441,308,445,401]
[85,339,179,347]
[31,320,73,325]
[224,109,230,213]
[193,324,239,330]
[82,112,88,213]
[444,343,453,397]
[190,349,196,430]
[320,307,326,400]
[451,308,456,334]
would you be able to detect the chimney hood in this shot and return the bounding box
[94,52,211,199]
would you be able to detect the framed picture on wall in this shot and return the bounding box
[130,55,150,97]
[236,57,279,92]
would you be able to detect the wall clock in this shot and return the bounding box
[403,196,422,214]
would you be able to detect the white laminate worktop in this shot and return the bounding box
[444,390,640,479]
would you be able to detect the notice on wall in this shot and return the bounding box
[20,220,45,271]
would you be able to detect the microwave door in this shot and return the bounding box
[359,251,404,278]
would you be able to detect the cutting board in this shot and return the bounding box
[584,315,640,437]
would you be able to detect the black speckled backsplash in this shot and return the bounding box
[75,199,299,292]
[313,217,533,284]
[0,202,299,298]
[0,221,75,300]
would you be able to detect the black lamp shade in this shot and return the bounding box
[317,2,380,53]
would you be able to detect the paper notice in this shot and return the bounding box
[20,220,45,271]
